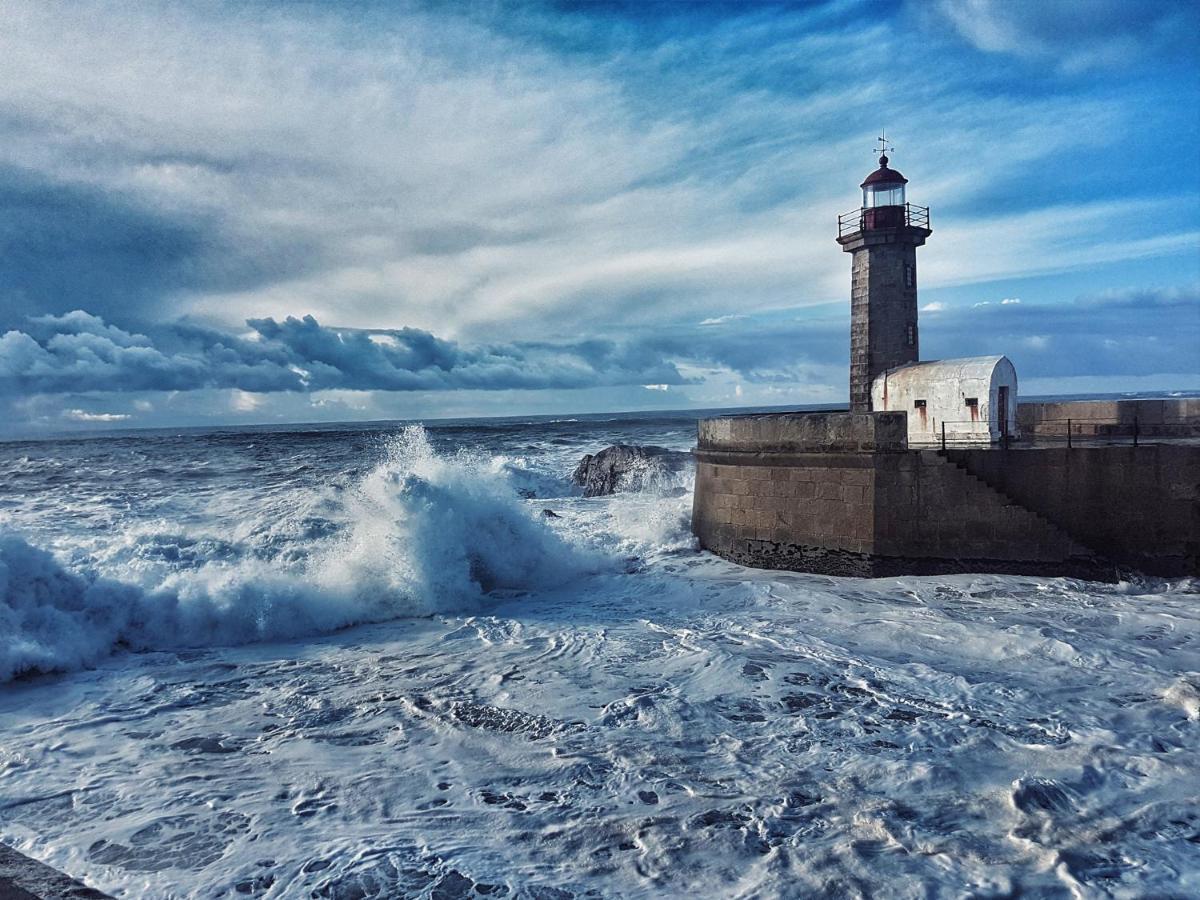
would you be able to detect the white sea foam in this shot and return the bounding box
[0,426,594,683]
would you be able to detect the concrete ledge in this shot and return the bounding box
[693,449,876,469]
[836,225,931,251]
[0,844,110,900]
[698,412,907,453]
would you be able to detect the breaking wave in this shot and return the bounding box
[0,427,596,683]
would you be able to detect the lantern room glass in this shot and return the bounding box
[863,182,905,208]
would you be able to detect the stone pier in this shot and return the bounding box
[692,409,1198,578]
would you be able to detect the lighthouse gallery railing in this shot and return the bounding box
[838,203,930,239]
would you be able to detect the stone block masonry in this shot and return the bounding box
[839,225,927,412]
[692,411,1198,578]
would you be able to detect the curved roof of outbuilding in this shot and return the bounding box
[861,155,908,188]
[872,355,1015,387]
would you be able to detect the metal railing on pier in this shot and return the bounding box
[1018,416,1147,449]
[929,416,1170,451]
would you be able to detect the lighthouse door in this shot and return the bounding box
[997,386,1010,439]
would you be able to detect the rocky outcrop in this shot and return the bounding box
[571,444,691,497]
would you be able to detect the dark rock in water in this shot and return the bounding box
[1,841,113,899]
[171,735,240,754]
[1011,778,1074,815]
[541,508,561,518]
[431,870,475,900]
[447,701,568,740]
[571,444,691,497]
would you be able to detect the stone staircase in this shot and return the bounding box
[921,450,1098,565]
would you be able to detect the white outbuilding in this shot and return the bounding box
[871,355,1018,445]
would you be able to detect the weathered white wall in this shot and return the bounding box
[872,356,1018,444]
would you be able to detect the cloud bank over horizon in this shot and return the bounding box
[6,281,1197,432]
[0,311,691,396]
[0,0,1197,432]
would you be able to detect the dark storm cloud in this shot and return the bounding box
[0,167,207,325]
[0,312,691,395]
[0,165,327,329]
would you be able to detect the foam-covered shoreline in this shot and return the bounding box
[3,566,1197,897]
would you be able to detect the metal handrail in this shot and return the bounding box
[837,203,931,238]
[1026,416,1143,449]
[929,415,1153,451]
[906,205,931,229]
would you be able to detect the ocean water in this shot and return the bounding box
[1,412,1197,898]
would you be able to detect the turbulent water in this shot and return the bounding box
[1,412,1197,899]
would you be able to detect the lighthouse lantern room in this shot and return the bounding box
[860,155,908,229]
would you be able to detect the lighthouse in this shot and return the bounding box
[836,139,931,412]
[693,138,1196,580]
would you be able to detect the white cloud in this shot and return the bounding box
[1,0,1191,345]
[920,302,945,312]
[310,390,372,412]
[62,409,129,422]
[231,390,264,412]
[929,0,1197,73]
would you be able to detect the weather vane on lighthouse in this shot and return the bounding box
[875,131,894,165]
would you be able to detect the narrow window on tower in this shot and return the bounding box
[905,323,916,346]
[904,263,915,288]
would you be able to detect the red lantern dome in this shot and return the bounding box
[860,155,908,189]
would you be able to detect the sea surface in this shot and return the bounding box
[1,410,1197,898]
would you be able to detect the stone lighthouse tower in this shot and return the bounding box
[836,141,932,412]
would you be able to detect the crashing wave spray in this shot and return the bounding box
[0,426,594,683]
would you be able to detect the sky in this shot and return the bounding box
[1,0,1198,434]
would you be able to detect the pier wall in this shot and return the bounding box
[693,411,1198,578]
[945,445,1199,576]
[1018,398,1200,438]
